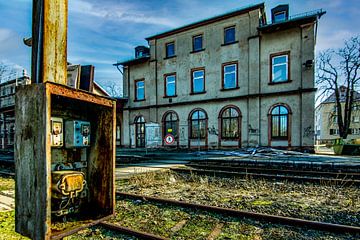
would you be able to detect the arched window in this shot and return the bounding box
[163,111,179,138]
[189,109,207,139]
[270,105,289,139]
[134,116,146,147]
[220,107,240,139]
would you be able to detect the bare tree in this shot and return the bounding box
[0,62,8,83]
[316,36,360,139]
[104,81,122,98]
[0,62,19,83]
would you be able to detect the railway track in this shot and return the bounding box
[1,177,359,238]
[186,163,360,179]
[171,167,360,186]
[0,170,15,177]
[189,158,360,173]
[100,222,167,240]
[116,192,360,235]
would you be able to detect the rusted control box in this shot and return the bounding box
[15,82,116,240]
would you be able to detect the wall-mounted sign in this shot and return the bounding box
[164,134,175,145]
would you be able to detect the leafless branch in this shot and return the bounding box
[316,35,360,139]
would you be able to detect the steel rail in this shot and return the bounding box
[170,168,360,186]
[0,171,15,177]
[189,158,360,171]
[116,192,360,235]
[100,222,169,240]
[186,163,360,179]
[51,216,112,240]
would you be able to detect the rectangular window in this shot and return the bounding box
[166,42,175,58]
[135,79,145,101]
[191,68,205,93]
[352,116,360,123]
[330,129,339,135]
[222,62,238,89]
[193,35,203,52]
[352,128,360,135]
[224,26,235,44]
[165,74,176,97]
[271,52,289,83]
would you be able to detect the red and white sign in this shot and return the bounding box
[164,134,175,145]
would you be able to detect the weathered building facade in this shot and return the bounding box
[315,87,360,143]
[0,75,31,149]
[117,3,325,150]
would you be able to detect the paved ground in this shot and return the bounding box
[115,160,189,179]
[0,190,15,211]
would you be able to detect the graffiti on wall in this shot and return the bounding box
[303,126,314,138]
[208,125,218,136]
[248,124,259,135]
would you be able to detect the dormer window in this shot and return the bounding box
[135,46,150,59]
[271,4,289,24]
[274,11,286,22]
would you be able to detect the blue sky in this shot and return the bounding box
[0,0,359,95]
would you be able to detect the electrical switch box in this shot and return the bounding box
[51,117,63,147]
[65,120,91,148]
[15,83,115,240]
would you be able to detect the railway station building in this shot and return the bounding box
[116,3,325,151]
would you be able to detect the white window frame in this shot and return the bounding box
[166,74,176,97]
[192,69,205,93]
[271,54,289,83]
[135,80,145,100]
[352,128,360,135]
[223,63,237,89]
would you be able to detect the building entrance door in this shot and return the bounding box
[135,116,145,148]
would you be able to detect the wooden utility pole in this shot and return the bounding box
[15,1,116,239]
[32,0,68,84]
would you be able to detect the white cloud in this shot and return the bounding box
[316,30,356,52]
[69,0,179,27]
[0,28,14,43]
[67,56,114,65]
[0,59,27,82]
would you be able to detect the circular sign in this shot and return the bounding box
[164,134,175,145]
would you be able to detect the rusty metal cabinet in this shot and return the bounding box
[15,82,116,240]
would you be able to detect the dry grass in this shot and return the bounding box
[110,198,355,240]
[117,170,360,226]
[0,176,14,191]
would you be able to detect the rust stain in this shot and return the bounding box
[46,82,114,107]
[43,0,68,85]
